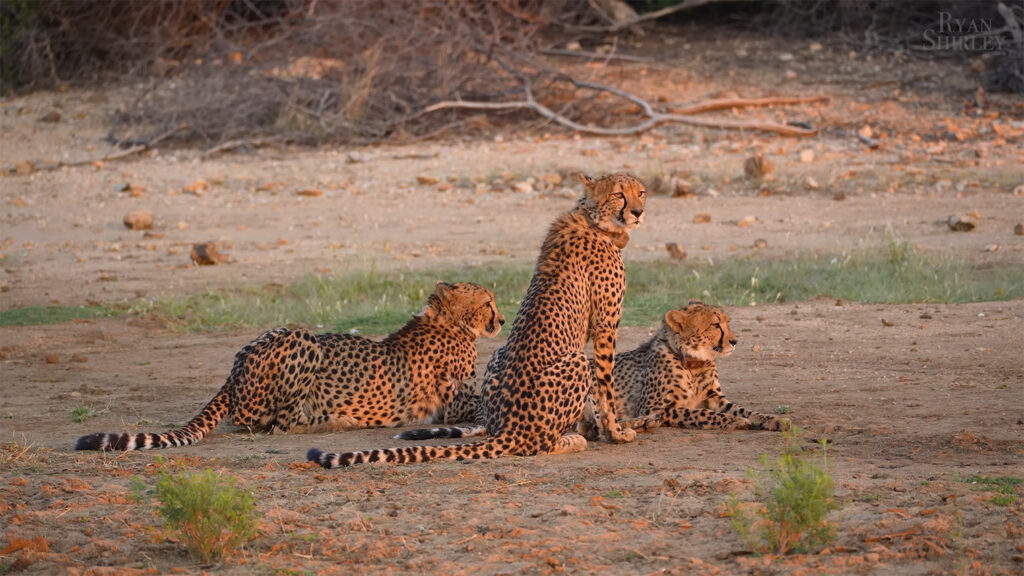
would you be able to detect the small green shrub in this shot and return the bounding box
[133,464,260,563]
[961,475,1022,507]
[70,405,96,423]
[726,429,838,555]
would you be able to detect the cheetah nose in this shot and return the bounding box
[729,338,738,346]
[631,208,644,218]
[499,317,505,326]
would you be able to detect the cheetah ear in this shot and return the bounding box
[665,309,694,336]
[578,172,596,188]
[434,281,452,299]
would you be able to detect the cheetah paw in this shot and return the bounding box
[609,426,637,443]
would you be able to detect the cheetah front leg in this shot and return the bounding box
[591,330,636,444]
[705,396,789,431]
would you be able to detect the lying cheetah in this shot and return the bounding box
[608,300,788,432]
[75,282,503,451]
[308,172,646,467]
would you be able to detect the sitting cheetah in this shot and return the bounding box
[308,172,646,468]
[74,282,504,451]
[605,300,789,432]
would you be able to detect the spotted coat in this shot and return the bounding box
[74,282,503,451]
[309,172,646,467]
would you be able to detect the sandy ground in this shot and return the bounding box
[2,28,1023,575]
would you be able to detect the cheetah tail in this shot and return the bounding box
[308,436,509,469]
[394,425,487,441]
[74,387,230,451]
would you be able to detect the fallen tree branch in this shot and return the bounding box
[200,136,282,159]
[667,95,830,115]
[540,48,653,63]
[421,78,821,138]
[23,124,188,173]
[567,0,744,34]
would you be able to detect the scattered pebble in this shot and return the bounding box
[693,213,711,224]
[743,154,775,181]
[184,179,209,195]
[416,175,439,185]
[804,176,820,190]
[44,353,60,364]
[736,216,756,228]
[296,188,323,197]
[833,191,846,201]
[947,214,977,232]
[672,179,694,197]
[123,210,154,230]
[881,318,895,327]
[753,238,768,249]
[982,244,998,252]
[665,243,687,260]
[38,110,61,123]
[15,160,34,175]
[799,149,815,163]
[1014,223,1023,235]
[190,242,228,265]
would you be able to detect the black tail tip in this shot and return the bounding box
[307,447,328,467]
[395,429,439,441]
[75,433,107,451]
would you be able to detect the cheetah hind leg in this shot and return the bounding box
[617,412,663,433]
[547,433,587,455]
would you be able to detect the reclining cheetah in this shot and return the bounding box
[308,172,646,468]
[607,300,788,432]
[399,301,788,441]
[75,282,503,451]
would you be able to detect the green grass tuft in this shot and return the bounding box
[726,429,838,555]
[961,475,1022,506]
[6,242,1022,332]
[70,405,97,423]
[0,306,110,327]
[133,461,260,563]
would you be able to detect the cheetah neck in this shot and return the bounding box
[683,357,713,371]
[567,209,630,249]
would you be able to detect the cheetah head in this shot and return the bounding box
[423,281,505,338]
[578,172,646,235]
[662,300,737,362]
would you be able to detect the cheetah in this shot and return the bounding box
[74,282,504,451]
[605,300,789,432]
[308,172,646,467]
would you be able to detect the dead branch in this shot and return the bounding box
[422,78,820,138]
[568,0,744,34]
[540,48,653,63]
[200,136,282,159]
[25,124,187,173]
[667,95,830,116]
[863,526,921,543]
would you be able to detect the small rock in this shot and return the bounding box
[809,41,823,53]
[881,318,895,327]
[753,238,768,249]
[778,53,794,61]
[693,213,711,224]
[982,244,998,252]
[743,154,775,181]
[784,69,798,80]
[833,191,846,201]
[737,216,756,228]
[44,353,60,364]
[184,180,209,195]
[1014,184,1024,196]
[346,151,366,164]
[947,214,977,232]
[123,210,154,230]
[296,188,323,197]
[71,354,88,363]
[804,176,820,190]
[665,243,687,260]
[1014,223,1023,235]
[15,160,34,175]
[858,125,873,139]
[756,185,772,197]
[539,172,563,186]
[672,179,694,198]
[142,231,165,239]
[566,40,582,51]
[436,181,454,192]
[38,110,61,123]
[190,242,228,265]
[416,175,439,186]
[799,149,815,163]
[117,183,145,197]
[511,181,533,194]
